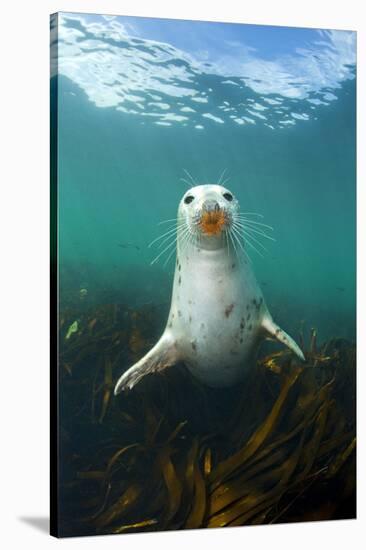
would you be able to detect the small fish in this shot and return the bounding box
[118,242,140,250]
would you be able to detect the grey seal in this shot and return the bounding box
[114,184,304,393]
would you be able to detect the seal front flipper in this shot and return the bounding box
[114,333,179,394]
[261,316,305,361]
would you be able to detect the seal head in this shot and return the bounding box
[179,184,237,249]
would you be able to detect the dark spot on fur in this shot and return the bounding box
[200,323,205,329]
[225,304,235,318]
[276,328,281,334]
[168,321,173,328]
[247,313,251,321]
[232,263,235,269]
[251,297,261,311]
[172,313,175,319]
[240,317,245,330]
[191,341,197,351]
[240,337,243,344]
[189,315,192,323]
[248,324,253,331]
[178,276,181,285]
[178,310,182,317]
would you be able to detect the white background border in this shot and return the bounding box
[0,0,364,548]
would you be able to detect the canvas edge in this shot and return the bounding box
[50,11,60,539]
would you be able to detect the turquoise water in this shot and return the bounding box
[53,13,356,344]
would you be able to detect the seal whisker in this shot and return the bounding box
[180,177,193,188]
[230,226,250,263]
[241,235,264,258]
[233,225,266,257]
[241,227,276,242]
[191,226,198,251]
[231,225,253,262]
[179,234,188,255]
[180,226,192,244]
[231,226,246,255]
[157,233,180,249]
[156,223,186,247]
[148,226,181,248]
[221,176,231,187]
[189,226,197,251]
[235,223,276,242]
[217,168,227,186]
[178,227,193,256]
[237,214,271,223]
[182,234,192,257]
[227,227,239,262]
[237,218,274,231]
[224,228,229,259]
[150,237,179,265]
[180,237,189,257]
[233,222,268,251]
[163,245,177,267]
[246,236,267,253]
[238,222,275,234]
[234,220,276,242]
[238,219,274,230]
[183,169,197,187]
[238,212,265,218]
[158,219,180,225]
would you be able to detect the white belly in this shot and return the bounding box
[167,247,266,386]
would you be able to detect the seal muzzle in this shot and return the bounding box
[198,200,228,236]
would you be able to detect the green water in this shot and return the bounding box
[55,15,356,344]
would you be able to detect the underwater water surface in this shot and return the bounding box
[51,12,356,537]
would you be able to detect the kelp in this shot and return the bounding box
[58,302,356,536]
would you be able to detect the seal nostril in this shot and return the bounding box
[203,200,220,212]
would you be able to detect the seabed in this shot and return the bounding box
[58,300,356,537]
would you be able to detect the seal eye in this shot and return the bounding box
[223,192,233,202]
[184,195,194,204]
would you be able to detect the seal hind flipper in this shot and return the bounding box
[114,334,178,394]
[261,316,305,361]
